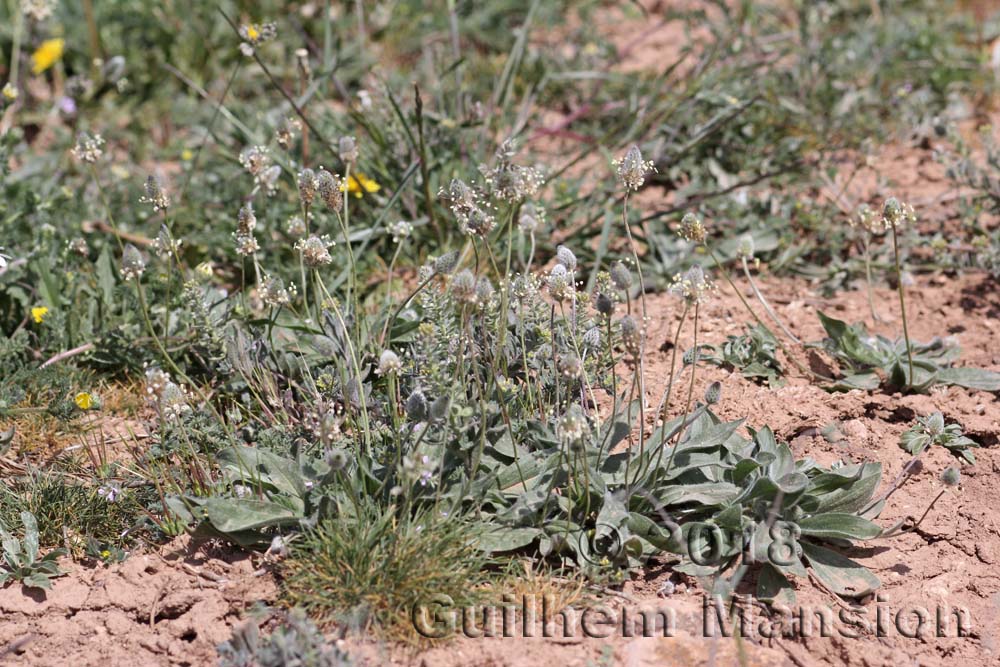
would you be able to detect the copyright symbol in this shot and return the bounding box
[576,522,623,566]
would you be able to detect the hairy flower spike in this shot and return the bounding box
[610,262,632,291]
[388,221,413,242]
[450,269,478,305]
[259,275,294,307]
[547,264,573,302]
[557,405,589,448]
[433,250,460,275]
[151,225,182,259]
[275,117,300,149]
[339,136,359,164]
[236,202,257,236]
[669,264,716,305]
[120,244,146,281]
[141,175,170,212]
[317,168,344,212]
[736,235,755,260]
[558,353,583,379]
[233,234,259,256]
[68,238,89,257]
[556,245,577,272]
[239,145,270,176]
[441,178,496,234]
[475,276,495,304]
[239,146,279,195]
[286,216,307,239]
[22,0,55,21]
[678,212,707,244]
[295,235,334,267]
[463,207,496,237]
[595,292,614,316]
[405,391,428,421]
[613,145,655,191]
[881,197,915,230]
[851,203,882,235]
[518,203,545,233]
[71,132,104,163]
[297,168,318,206]
[478,139,544,202]
[582,326,602,349]
[620,315,641,355]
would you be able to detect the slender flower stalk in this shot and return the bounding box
[883,197,916,384]
[739,253,800,344]
[891,227,914,382]
[613,146,655,476]
[850,203,883,323]
[661,303,700,481]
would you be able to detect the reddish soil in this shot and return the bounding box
[0,536,276,667]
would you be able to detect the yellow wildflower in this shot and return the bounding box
[1,83,17,101]
[181,148,194,161]
[100,549,111,559]
[342,173,381,198]
[31,38,64,75]
[31,306,49,323]
[75,392,94,410]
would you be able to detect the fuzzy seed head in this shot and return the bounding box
[704,381,722,405]
[433,250,460,275]
[595,292,614,316]
[339,135,359,163]
[558,353,583,379]
[547,264,573,302]
[620,315,641,354]
[582,326,602,349]
[450,269,478,304]
[610,261,632,291]
[518,203,544,233]
[614,145,655,191]
[557,405,589,448]
[556,245,577,272]
[475,276,495,304]
[405,391,428,422]
[376,349,403,376]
